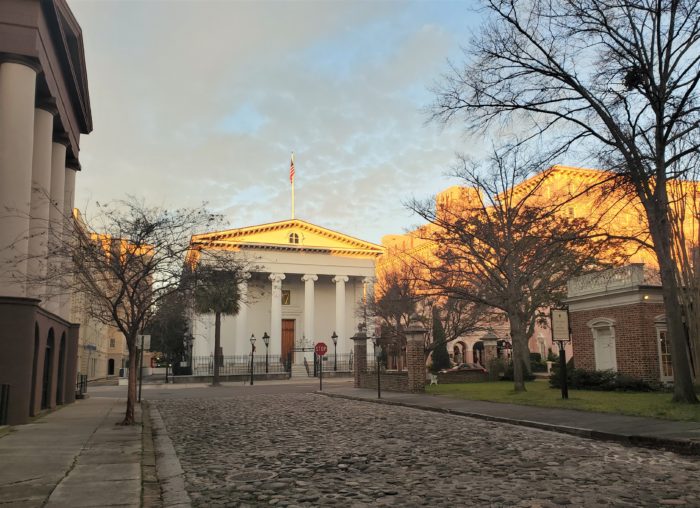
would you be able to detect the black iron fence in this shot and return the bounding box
[75,374,88,398]
[191,355,288,376]
[190,353,377,377]
[0,384,10,425]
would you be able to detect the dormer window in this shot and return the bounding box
[289,232,299,244]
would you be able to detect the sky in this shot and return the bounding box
[69,0,485,245]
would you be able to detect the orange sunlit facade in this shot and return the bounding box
[378,165,699,363]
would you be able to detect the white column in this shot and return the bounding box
[235,276,249,355]
[332,275,349,353]
[58,164,77,319]
[27,105,55,300]
[0,62,38,297]
[269,273,286,356]
[46,140,67,314]
[301,274,318,342]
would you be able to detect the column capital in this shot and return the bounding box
[301,274,318,282]
[332,275,349,284]
[66,157,81,171]
[269,272,286,282]
[0,54,41,73]
[362,276,376,285]
[53,132,70,147]
[35,96,58,116]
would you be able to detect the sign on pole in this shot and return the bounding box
[314,342,328,356]
[551,310,570,341]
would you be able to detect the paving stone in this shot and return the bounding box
[154,394,700,507]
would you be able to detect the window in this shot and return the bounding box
[289,232,299,244]
[110,338,116,348]
[657,329,673,380]
[567,206,575,218]
[281,289,291,305]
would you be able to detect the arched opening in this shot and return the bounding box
[56,333,66,405]
[41,329,54,410]
[30,323,40,416]
[472,341,484,366]
[108,358,115,376]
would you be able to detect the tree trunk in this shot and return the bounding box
[508,313,527,392]
[122,343,138,425]
[213,311,221,386]
[646,197,698,403]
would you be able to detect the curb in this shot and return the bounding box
[318,391,700,457]
[142,401,162,508]
[150,404,192,508]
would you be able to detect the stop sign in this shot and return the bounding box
[314,342,328,356]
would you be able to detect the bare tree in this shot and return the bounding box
[433,0,700,402]
[407,150,623,391]
[372,261,482,360]
[37,199,246,424]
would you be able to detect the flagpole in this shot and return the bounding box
[290,152,295,219]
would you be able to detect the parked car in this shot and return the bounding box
[439,363,488,374]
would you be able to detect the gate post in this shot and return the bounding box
[351,327,368,388]
[405,314,427,393]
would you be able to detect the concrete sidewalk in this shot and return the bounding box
[0,397,142,507]
[320,386,700,455]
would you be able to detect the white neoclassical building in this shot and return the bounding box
[190,219,383,367]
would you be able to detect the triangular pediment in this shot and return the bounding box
[191,219,384,257]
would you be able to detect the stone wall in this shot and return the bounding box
[358,371,409,392]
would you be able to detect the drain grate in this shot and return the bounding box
[228,470,278,482]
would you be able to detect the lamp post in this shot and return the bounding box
[373,336,382,399]
[262,332,270,373]
[331,331,338,371]
[249,334,256,386]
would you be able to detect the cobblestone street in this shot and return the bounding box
[155,393,700,507]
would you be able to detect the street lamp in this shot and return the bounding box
[372,335,382,399]
[331,331,338,371]
[262,332,270,373]
[249,334,256,386]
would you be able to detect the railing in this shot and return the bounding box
[567,263,660,297]
[0,384,10,425]
[75,374,88,398]
[191,355,288,376]
[189,354,375,377]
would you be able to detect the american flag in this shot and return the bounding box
[290,153,295,184]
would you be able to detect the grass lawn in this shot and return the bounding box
[427,380,700,422]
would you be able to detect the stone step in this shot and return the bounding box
[290,364,310,378]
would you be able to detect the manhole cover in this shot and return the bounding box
[228,470,278,482]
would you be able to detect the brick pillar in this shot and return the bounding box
[483,338,498,366]
[405,315,427,393]
[352,329,367,388]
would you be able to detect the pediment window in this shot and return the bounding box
[289,232,299,244]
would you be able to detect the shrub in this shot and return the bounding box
[530,352,547,372]
[549,366,660,392]
[501,361,537,381]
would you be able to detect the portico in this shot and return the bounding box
[190,219,383,370]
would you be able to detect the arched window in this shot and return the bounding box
[289,232,299,244]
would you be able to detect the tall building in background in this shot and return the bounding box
[0,0,92,424]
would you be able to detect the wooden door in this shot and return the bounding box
[282,319,295,364]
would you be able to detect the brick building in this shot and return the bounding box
[566,264,673,382]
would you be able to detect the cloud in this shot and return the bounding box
[70,0,478,244]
